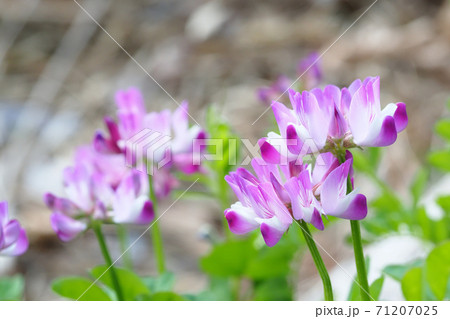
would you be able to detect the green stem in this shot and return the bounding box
[338,152,371,301]
[92,223,124,301]
[296,220,334,301]
[117,225,133,270]
[218,176,232,239]
[148,174,166,274]
[350,220,371,300]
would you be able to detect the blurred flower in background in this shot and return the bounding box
[0,201,28,256]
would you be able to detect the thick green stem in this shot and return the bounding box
[117,225,133,270]
[148,174,166,274]
[338,152,371,301]
[296,220,334,301]
[93,223,124,301]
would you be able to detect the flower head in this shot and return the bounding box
[0,201,28,256]
[224,152,367,246]
[44,158,154,242]
[94,88,206,177]
[259,76,408,163]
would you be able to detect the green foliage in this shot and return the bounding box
[347,258,384,301]
[354,146,450,245]
[0,275,25,301]
[205,106,241,180]
[52,277,111,301]
[188,277,233,301]
[410,169,429,207]
[52,266,183,301]
[435,119,450,142]
[428,150,450,172]
[425,241,450,300]
[142,272,175,293]
[383,260,423,282]
[90,265,150,301]
[385,241,450,301]
[370,276,385,301]
[253,277,293,301]
[401,267,424,301]
[201,238,257,277]
[199,229,301,300]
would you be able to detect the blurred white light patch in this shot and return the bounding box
[185,1,230,42]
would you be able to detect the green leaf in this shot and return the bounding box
[383,260,424,282]
[52,277,111,301]
[436,195,450,213]
[192,277,233,301]
[205,105,241,176]
[370,276,385,300]
[425,241,450,300]
[0,275,25,301]
[410,169,428,206]
[142,272,175,293]
[253,277,293,301]
[401,267,423,301]
[435,119,450,141]
[428,150,450,172]
[90,265,150,301]
[245,237,297,280]
[201,239,256,277]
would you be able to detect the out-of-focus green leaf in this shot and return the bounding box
[425,241,450,300]
[401,267,423,301]
[205,106,241,176]
[90,265,150,301]
[201,238,256,277]
[253,277,293,301]
[410,169,428,207]
[383,260,424,282]
[435,119,450,141]
[52,277,111,301]
[142,272,175,293]
[191,277,233,301]
[245,237,297,280]
[436,195,450,213]
[370,276,385,301]
[0,275,25,301]
[428,150,450,172]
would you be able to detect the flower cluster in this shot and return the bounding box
[259,76,408,164]
[44,88,205,241]
[0,201,28,256]
[226,76,408,246]
[257,52,322,104]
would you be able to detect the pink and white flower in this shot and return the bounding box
[259,76,408,164]
[224,152,367,246]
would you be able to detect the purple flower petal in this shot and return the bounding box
[260,217,288,247]
[363,115,397,147]
[225,203,259,235]
[394,102,408,133]
[310,208,324,231]
[0,201,8,225]
[258,138,281,164]
[0,228,28,256]
[50,213,87,242]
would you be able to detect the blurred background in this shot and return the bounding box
[0,0,449,300]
